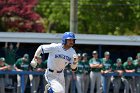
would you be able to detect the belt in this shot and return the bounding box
[49,69,63,73]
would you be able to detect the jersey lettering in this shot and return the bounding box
[55,54,71,61]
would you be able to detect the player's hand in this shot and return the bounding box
[30,59,37,68]
[7,65,12,70]
[36,68,43,72]
[99,64,103,68]
[17,69,23,71]
[73,54,78,64]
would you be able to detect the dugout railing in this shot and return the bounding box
[0,71,44,93]
[0,71,140,93]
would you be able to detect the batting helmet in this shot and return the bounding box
[62,32,76,44]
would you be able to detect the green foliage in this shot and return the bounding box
[35,0,139,35]
[1,0,139,35]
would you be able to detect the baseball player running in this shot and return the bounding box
[30,32,78,93]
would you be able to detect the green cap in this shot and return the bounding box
[23,54,29,59]
[127,57,133,61]
[104,51,110,55]
[0,57,5,62]
[116,58,122,63]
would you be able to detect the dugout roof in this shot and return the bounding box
[0,32,140,46]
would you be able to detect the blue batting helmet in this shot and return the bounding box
[62,32,76,44]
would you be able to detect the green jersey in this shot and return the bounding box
[4,48,18,65]
[15,58,30,71]
[123,62,135,70]
[133,59,139,65]
[123,62,135,79]
[83,61,91,74]
[75,61,84,75]
[100,58,113,71]
[135,63,140,73]
[112,63,124,71]
[89,58,102,72]
[112,63,124,78]
[0,63,9,77]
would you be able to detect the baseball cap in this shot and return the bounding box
[116,58,122,63]
[82,53,88,57]
[23,54,29,59]
[77,53,81,57]
[92,51,98,54]
[0,57,5,62]
[127,57,133,61]
[104,51,110,55]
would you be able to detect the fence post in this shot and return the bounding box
[103,75,107,93]
[21,74,25,93]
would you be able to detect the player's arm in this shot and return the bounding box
[30,45,43,68]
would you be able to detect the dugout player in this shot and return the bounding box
[30,32,78,93]
[89,50,102,93]
[100,51,113,93]
[14,53,30,93]
[75,53,84,93]
[82,53,90,93]
[112,58,124,93]
[122,57,135,93]
[0,57,11,93]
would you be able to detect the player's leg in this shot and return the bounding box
[90,71,96,93]
[106,76,111,93]
[122,77,129,93]
[84,74,90,93]
[0,78,5,93]
[96,73,101,93]
[17,75,21,93]
[65,75,71,93]
[75,74,83,93]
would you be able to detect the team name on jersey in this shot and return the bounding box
[55,54,71,61]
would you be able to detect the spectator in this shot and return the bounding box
[112,58,124,93]
[0,57,10,93]
[14,53,30,93]
[4,42,20,65]
[29,55,46,93]
[89,50,102,93]
[3,42,20,87]
[75,53,84,93]
[82,53,90,93]
[133,53,140,65]
[100,51,113,93]
[122,57,135,93]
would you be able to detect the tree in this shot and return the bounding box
[0,0,45,32]
[35,0,140,35]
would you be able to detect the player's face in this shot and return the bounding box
[66,39,75,47]
[105,55,110,59]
